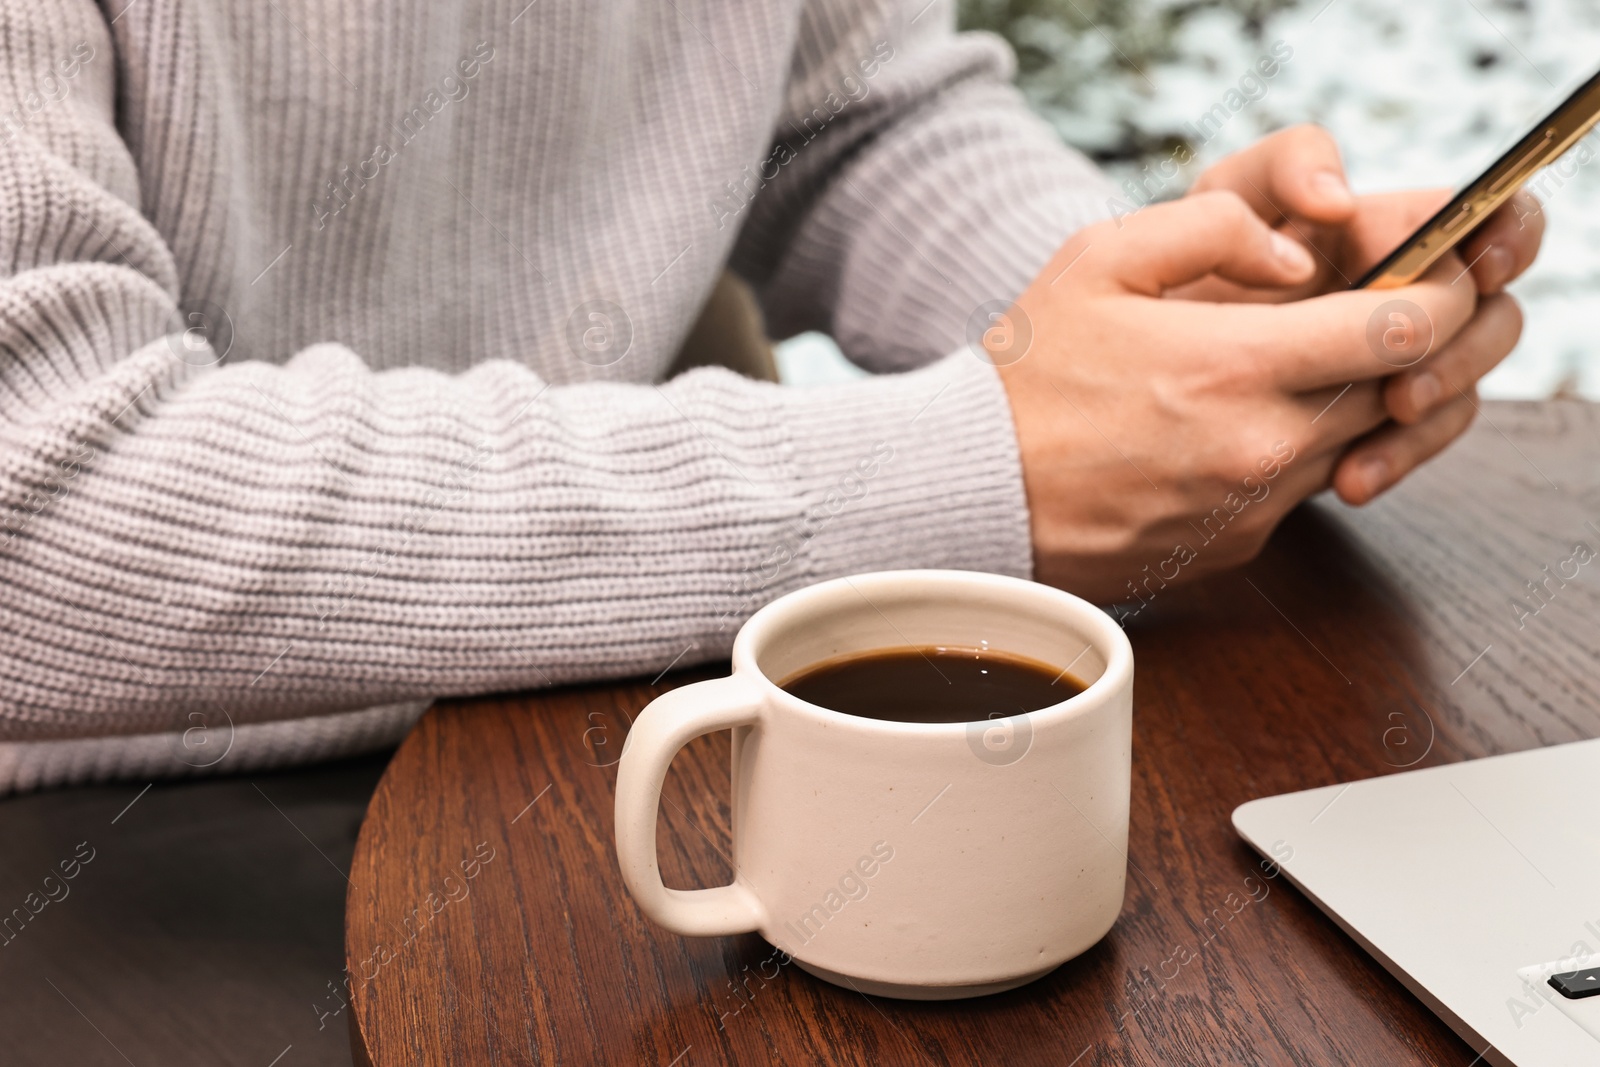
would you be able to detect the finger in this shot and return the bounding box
[1458,190,1544,294]
[1092,190,1317,295]
[1339,187,1454,279]
[1261,444,1341,515]
[1174,252,1478,390]
[1333,390,1478,505]
[1172,186,1464,303]
[1296,379,1388,451]
[1191,124,1357,224]
[1166,215,1349,303]
[1385,293,1522,424]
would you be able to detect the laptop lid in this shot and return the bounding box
[1233,737,1600,1066]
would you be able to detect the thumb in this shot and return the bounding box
[1089,190,1318,296]
[1190,124,1358,225]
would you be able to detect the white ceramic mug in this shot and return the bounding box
[613,569,1134,999]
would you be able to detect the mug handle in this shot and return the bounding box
[614,674,765,936]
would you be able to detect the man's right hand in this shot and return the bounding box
[992,190,1484,601]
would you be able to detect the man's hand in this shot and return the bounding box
[993,190,1481,601]
[1180,125,1544,505]
[1185,125,1544,299]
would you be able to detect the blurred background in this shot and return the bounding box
[777,0,1600,398]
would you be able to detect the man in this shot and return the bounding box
[0,0,1540,790]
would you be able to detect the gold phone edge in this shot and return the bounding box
[1364,88,1600,290]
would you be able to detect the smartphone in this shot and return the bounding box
[1356,65,1600,290]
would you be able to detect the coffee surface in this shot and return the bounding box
[779,646,1085,723]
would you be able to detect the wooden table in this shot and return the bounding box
[345,401,1600,1066]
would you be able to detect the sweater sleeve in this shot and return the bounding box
[0,1,1032,741]
[730,0,1119,372]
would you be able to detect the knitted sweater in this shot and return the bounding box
[0,0,1114,792]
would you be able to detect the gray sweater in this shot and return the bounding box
[0,0,1113,791]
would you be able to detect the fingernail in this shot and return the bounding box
[1480,245,1513,290]
[1409,372,1442,413]
[1312,170,1355,209]
[1360,457,1390,498]
[1270,230,1314,274]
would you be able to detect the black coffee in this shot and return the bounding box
[779,646,1085,723]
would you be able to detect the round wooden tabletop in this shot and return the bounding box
[346,401,1600,1066]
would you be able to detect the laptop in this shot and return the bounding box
[1232,737,1600,1067]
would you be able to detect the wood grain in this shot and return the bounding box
[347,400,1600,1066]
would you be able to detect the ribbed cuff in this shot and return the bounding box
[774,346,1032,592]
